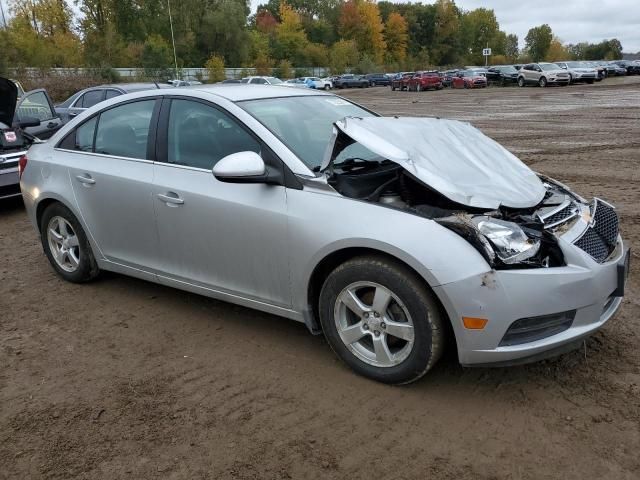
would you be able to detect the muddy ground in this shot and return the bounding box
[1,77,639,479]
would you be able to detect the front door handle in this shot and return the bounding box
[47,121,58,129]
[75,174,96,185]
[157,192,184,206]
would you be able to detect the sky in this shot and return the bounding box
[248,0,640,52]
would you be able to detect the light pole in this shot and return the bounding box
[0,0,8,29]
[167,0,180,80]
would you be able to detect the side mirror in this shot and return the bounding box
[213,151,268,183]
[17,116,41,128]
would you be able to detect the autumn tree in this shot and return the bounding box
[338,0,385,64]
[384,12,408,64]
[525,24,553,61]
[205,54,226,82]
[545,37,569,62]
[273,1,309,65]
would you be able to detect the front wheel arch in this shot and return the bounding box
[306,247,454,346]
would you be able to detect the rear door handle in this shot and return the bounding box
[157,192,184,206]
[75,174,96,185]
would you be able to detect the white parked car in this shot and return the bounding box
[555,62,598,84]
[240,76,284,85]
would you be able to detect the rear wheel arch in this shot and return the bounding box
[36,198,64,233]
[306,247,454,344]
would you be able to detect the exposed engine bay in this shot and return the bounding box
[326,158,589,270]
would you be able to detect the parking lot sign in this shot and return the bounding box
[482,48,492,56]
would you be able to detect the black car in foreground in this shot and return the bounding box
[364,73,391,86]
[1,77,62,199]
[486,65,519,86]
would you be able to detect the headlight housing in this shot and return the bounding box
[472,217,540,264]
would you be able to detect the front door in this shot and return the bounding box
[152,98,291,307]
[15,89,62,139]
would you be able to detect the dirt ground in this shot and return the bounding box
[1,77,639,480]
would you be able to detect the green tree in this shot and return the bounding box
[525,24,553,62]
[141,34,173,79]
[505,34,519,62]
[205,54,226,82]
[328,38,359,74]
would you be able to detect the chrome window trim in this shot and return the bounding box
[53,147,154,164]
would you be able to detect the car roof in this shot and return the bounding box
[97,83,163,92]
[188,84,332,102]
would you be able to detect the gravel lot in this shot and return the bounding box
[1,77,639,479]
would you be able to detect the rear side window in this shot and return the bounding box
[167,99,260,170]
[80,90,105,109]
[94,100,156,159]
[105,89,122,100]
[75,117,97,152]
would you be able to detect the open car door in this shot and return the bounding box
[15,89,63,140]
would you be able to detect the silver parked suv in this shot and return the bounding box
[518,63,571,87]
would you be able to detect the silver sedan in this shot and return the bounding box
[20,86,629,384]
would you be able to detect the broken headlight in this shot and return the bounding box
[472,217,540,265]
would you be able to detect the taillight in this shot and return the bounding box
[18,155,28,180]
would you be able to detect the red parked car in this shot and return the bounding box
[407,71,443,92]
[391,72,414,91]
[452,70,488,89]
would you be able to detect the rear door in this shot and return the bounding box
[60,98,162,272]
[15,89,62,139]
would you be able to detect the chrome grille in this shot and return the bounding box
[592,200,618,247]
[543,204,576,227]
[573,199,619,263]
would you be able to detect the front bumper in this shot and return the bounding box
[434,237,628,366]
[548,77,571,84]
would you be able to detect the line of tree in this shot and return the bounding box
[0,0,626,79]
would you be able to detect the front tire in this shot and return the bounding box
[518,77,525,87]
[40,203,100,283]
[539,77,547,87]
[319,256,445,384]
[416,83,422,92]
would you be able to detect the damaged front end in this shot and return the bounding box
[323,116,616,270]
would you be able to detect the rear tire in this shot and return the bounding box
[319,256,445,384]
[417,83,422,92]
[40,203,100,283]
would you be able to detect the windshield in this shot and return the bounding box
[266,77,283,84]
[497,66,517,73]
[239,95,374,170]
[540,63,561,71]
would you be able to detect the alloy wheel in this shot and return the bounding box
[334,281,415,368]
[47,216,81,273]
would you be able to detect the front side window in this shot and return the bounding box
[80,90,105,109]
[94,100,156,159]
[167,99,260,170]
[16,91,55,121]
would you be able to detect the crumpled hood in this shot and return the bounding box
[321,116,546,209]
[0,77,18,127]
